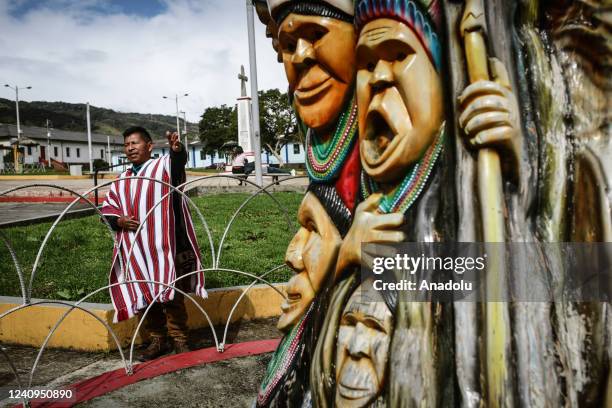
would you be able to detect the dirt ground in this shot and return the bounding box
[80,353,271,407]
[0,318,280,407]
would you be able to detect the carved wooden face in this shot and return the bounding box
[278,14,356,133]
[356,18,444,183]
[278,192,342,331]
[335,283,393,407]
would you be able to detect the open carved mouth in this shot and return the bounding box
[281,292,302,312]
[365,110,395,157]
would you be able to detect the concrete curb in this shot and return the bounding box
[0,283,285,351]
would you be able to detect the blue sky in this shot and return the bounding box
[0,0,286,122]
[8,0,168,19]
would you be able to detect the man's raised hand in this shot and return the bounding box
[166,131,182,152]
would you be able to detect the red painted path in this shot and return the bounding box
[16,338,280,408]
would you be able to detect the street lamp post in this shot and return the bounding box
[162,93,189,137]
[4,84,32,173]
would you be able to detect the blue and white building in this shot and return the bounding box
[151,139,305,169]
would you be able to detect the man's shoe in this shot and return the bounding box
[137,337,170,362]
[173,338,191,355]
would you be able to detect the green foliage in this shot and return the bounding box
[258,89,299,154]
[93,159,109,170]
[0,192,303,302]
[0,98,181,139]
[198,105,238,158]
[195,89,299,161]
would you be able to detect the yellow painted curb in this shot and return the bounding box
[0,283,285,351]
[185,171,220,176]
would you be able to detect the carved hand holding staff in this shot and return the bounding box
[459,0,518,405]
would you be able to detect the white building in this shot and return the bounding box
[0,123,305,172]
[0,123,123,170]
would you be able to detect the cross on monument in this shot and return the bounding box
[238,65,248,97]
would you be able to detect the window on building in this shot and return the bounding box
[153,153,159,158]
[101,149,105,158]
[293,143,300,154]
[76,148,81,158]
[54,146,58,157]
[66,147,70,157]
[200,149,205,160]
[27,146,32,155]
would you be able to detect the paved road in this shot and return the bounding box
[0,202,92,225]
[0,174,308,197]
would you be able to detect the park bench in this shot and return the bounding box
[234,171,291,185]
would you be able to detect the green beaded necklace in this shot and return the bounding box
[306,94,358,182]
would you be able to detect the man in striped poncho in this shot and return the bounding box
[101,126,207,361]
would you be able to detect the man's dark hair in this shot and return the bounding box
[123,126,152,143]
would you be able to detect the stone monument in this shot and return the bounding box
[237,65,253,153]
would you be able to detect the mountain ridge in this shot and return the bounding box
[0,98,193,139]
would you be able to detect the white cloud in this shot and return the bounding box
[0,0,288,123]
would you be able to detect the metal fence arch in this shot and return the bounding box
[0,173,303,405]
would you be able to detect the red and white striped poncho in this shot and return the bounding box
[101,155,207,322]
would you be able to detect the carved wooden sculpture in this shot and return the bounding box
[278,190,345,332]
[335,280,393,407]
[251,0,610,406]
[257,183,351,407]
[313,0,520,406]
[255,5,363,405]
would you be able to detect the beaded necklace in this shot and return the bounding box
[306,95,358,182]
[256,304,313,406]
[361,125,445,214]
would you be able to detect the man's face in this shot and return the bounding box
[278,192,342,331]
[356,18,444,183]
[124,133,152,165]
[278,14,356,133]
[335,283,393,407]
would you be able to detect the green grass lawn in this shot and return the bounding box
[0,192,302,303]
[1,169,70,176]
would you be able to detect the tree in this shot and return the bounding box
[198,104,237,162]
[258,89,300,166]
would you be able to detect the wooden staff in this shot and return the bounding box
[460,0,513,406]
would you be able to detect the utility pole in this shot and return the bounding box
[4,84,32,173]
[107,135,111,166]
[246,0,263,186]
[174,96,180,136]
[86,102,93,172]
[46,119,52,168]
[181,111,190,168]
